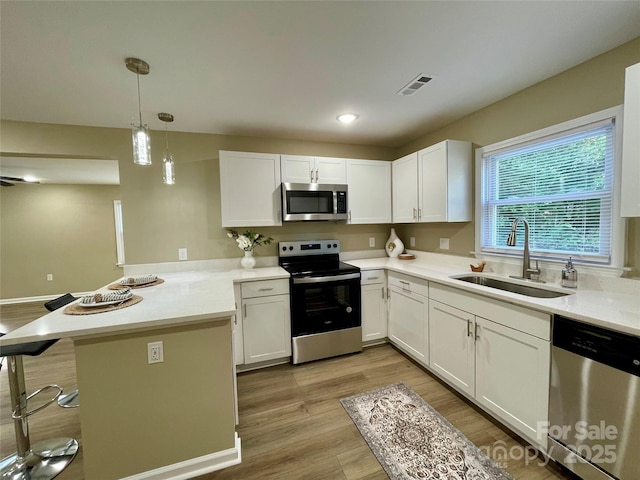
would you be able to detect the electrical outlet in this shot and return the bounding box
[46,273,53,281]
[410,237,416,247]
[369,237,375,247]
[147,341,164,364]
[439,238,450,250]
[178,248,188,261]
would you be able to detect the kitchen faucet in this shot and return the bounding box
[507,217,541,281]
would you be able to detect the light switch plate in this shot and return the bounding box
[410,237,416,247]
[439,238,450,250]
[178,248,188,261]
[369,237,375,247]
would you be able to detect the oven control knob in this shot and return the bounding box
[333,243,338,248]
[327,244,332,248]
[282,246,287,251]
[288,246,294,251]
[346,306,353,313]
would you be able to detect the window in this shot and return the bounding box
[114,200,125,266]
[476,107,623,267]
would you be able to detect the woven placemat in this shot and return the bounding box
[107,278,164,290]
[63,295,143,315]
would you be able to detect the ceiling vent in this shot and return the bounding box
[397,74,433,96]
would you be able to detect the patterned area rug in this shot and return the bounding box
[341,382,514,480]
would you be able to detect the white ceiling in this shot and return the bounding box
[1,0,639,154]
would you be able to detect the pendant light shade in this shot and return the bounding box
[126,58,151,166]
[158,113,176,185]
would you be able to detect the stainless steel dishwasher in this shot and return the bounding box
[548,315,640,480]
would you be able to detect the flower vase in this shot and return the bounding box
[241,250,256,269]
[385,228,404,258]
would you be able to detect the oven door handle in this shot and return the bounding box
[292,273,360,284]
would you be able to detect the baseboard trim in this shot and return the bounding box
[0,292,92,305]
[121,433,241,480]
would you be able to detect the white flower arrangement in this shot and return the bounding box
[226,229,274,252]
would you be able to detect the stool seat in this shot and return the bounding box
[0,338,58,358]
[44,293,77,312]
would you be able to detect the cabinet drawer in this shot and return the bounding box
[361,269,385,285]
[388,271,428,297]
[241,279,289,299]
[430,283,550,340]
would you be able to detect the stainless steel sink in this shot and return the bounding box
[452,275,571,298]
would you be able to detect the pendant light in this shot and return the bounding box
[158,113,176,185]
[125,57,151,166]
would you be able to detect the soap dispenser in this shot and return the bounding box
[561,257,578,288]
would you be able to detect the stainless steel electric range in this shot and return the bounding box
[278,240,362,364]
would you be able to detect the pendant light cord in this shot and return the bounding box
[164,122,169,153]
[136,73,143,126]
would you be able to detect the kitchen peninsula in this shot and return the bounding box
[0,268,288,480]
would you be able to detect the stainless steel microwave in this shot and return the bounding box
[281,183,348,221]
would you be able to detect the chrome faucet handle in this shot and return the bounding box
[527,260,544,282]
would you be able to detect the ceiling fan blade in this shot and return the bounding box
[0,176,26,183]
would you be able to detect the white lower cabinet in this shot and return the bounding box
[387,272,428,365]
[361,269,387,342]
[428,300,475,397]
[239,279,291,365]
[429,283,550,450]
[475,316,550,450]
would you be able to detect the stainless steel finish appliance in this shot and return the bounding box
[549,315,640,480]
[281,183,348,221]
[279,240,361,364]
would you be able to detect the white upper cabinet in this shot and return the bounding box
[281,155,347,184]
[219,150,282,227]
[346,159,392,224]
[392,140,472,223]
[621,62,640,217]
[391,152,419,223]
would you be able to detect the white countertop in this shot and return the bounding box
[0,267,290,347]
[2,254,638,347]
[345,256,640,336]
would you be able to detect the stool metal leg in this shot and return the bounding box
[0,355,78,480]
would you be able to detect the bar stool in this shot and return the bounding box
[0,336,78,479]
[44,294,80,409]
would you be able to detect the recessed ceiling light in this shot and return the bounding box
[337,113,358,124]
[23,175,38,183]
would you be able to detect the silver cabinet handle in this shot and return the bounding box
[315,169,319,182]
[381,287,385,299]
[257,287,274,291]
[418,208,422,221]
[369,276,379,280]
[348,210,352,222]
[475,322,480,339]
[310,169,314,182]
[467,319,472,337]
[413,208,417,220]
[243,304,247,319]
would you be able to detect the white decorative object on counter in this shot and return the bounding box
[385,228,404,258]
[241,250,256,269]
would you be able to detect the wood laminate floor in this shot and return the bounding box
[0,302,577,479]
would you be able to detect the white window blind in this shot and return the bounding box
[480,117,616,264]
